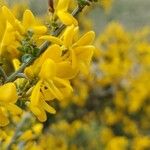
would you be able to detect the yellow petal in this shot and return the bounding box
[13,59,21,71]
[40,98,56,114]
[74,45,94,65]
[75,31,95,46]
[0,24,20,58]
[23,9,35,29]
[56,0,70,12]
[32,123,43,134]
[19,130,33,141]
[47,80,63,100]
[32,26,47,34]
[0,10,6,42]
[1,22,13,45]
[43,89,55,101]
[63,25,76,48]
[30,81,42,106]
[40,82,55,101]
[6,103,22,115]
[0,108,9,126]
[57,11,78,26]
[40,35,63,45]
[14,20,24,34]
[54,77,73,92]
[0,83,18,103]
[56,61,78,79]
[39,59,56,80]
[28,104,41,116]
[59,87,72,99]
[36,107,47,122]
[24,66,35,79]
[29,104,47,122]
[79,62,89,75]
[71,49,77,69]
[40,44,62,63]
[2,6,16,26]
[2,6,24,34]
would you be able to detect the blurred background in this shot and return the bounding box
[6,0,150,32]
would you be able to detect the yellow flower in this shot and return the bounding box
[2,6,47,35]
[0,21,20,58]
[22,9,47,35]
[132,136,150,150]
[0,82,21,126]
[106,136,128,150]
[0,6,47,58]
[53,0,78,26]
[40,25,95,74]
[25,43,77,122]
[25,44,78,79]
[29,59,73,122]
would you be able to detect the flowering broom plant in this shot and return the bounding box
[1,0,149,150]
[0,0,97,149]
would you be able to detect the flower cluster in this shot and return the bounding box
[0,0,95,127]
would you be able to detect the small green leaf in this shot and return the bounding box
[21,54,33,63]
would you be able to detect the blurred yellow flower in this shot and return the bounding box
[106,136,128,150]
[0,82,21,126]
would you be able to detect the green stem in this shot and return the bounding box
[0,66,7,81]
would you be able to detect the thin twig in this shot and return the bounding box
[6,113,32,150]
